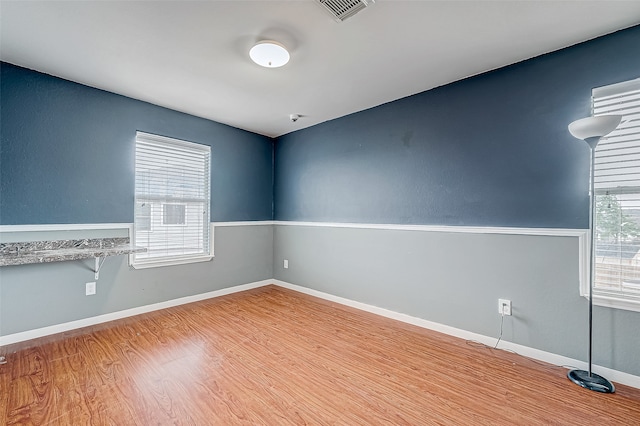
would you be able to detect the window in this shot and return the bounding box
[591,78,640,311]
[162,203,186,226]
[135,201,152,231]
[132,132,212,268]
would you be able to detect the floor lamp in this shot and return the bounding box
[567,114,622,393]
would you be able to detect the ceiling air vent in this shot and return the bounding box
[316,0,375,22]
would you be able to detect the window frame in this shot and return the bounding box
[131,132,213,269]
[584,77,640,313]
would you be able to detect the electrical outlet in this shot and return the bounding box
[498,299,512,316]
[283,259,289,269]
[86,281,97,296]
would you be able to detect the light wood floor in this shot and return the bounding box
[1,285,639,425]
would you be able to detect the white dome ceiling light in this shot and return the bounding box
[249,41,290,68]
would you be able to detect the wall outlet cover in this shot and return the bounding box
[86,281,97,296]
[498,298,512,316]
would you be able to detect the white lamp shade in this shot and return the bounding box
[249,41,290,68]
[568,115,622,140]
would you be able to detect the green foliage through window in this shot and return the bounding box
[595,193,640,244]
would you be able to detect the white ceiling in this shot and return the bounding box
[2,1,639,138]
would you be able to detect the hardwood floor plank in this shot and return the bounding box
[1,285,639,425]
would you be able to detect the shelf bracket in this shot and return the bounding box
[94,257,106,280]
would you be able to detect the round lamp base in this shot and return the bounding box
[568,369,615,393]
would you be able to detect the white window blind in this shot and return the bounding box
[133,132,211,268]
[592,78,640,308]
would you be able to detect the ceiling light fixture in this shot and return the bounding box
[249,41,290,68]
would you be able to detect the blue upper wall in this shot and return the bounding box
[274,26,640,229]
[0,63,274,224]
[3,26,639,227]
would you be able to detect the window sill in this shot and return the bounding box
[130,254,213,270]
[590,292,640,313]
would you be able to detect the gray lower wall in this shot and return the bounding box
[3,222,638,378]
[273,224,640,377]
[0,224,273,336]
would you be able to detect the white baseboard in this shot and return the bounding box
[272,280,640,390]
[0,279,272,346]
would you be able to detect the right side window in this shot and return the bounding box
[592,78,640,311]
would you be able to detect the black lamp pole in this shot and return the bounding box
[567,115,621,393]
